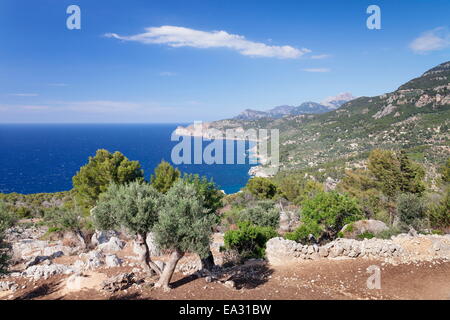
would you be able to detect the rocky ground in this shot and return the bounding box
[1,224,449,300]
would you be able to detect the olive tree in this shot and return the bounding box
[92,181,163,276]
[154,180,216,290]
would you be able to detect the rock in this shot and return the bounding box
[408,227,418,237]
[340,220,389,239]
[24,264,74,280]
[105,254,122,268]
[25,251,64,268]
[91,230,118,247]
[0,281,18,292]
[97,237,125,253]
[224,280,235,289]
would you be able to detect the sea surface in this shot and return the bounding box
[0,124,255,195]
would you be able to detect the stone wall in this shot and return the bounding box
[266,234,450,266]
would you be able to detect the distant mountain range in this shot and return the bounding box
[233,93,356,120]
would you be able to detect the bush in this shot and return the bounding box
[0,201,14,274]
[427,189,450,229]
[295,191,363,243]
[43,206,83,232]
[224,221,277,259]
[237,200,280,229]
[396,193,427,231]
[284,220,322,243]
[245,177,277,200]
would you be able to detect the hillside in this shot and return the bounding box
[180,61,450,178]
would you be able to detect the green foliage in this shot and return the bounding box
[376,227,402,239]
[237,200,280,229]
[93,181,162,236]
[285,220,322,243]
[357,232,375,240]
[441,158,450,184]
[292,191,363,243]
[0,191,71,219]
[427,189,450,229]
[0,201,17,230]
[183,173,223,217]
[338,169,385,219]
[245,177,277,200]
[276,174,324,205]
[368,149,402,198]
[0,201,13,274]
[396,193,427,231]
[224,221,277,259]
[150,160,180,194]
[73,149,144,207]
[43,206,83,232]
[368,149,426,199]
[154,180,215,258]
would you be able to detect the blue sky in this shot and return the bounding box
[0,0,449,123]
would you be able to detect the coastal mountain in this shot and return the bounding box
[232,93,355,120]
[321,92,356,109]
[177,61,450,177]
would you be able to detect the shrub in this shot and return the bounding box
[237,200,280,229]
[0,201,14,274]
[245,177,277,200]
[357,232,375,240]
[427,192,450,229]
[284,220,322,243]
[396,193,427,231]
[224,221,277,259]
[296,191,363,243]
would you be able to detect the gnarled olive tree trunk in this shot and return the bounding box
[200,249,215,271]
[136,233,162,276]
[155,249,184,290]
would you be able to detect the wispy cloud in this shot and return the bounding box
[8,93,39,97]
[311,54,331,59]
[159,71,177,76]
[410,27,450,54]
[105,25,311,59]
[303,68,331,73]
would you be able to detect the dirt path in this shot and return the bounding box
[2,258,449,300]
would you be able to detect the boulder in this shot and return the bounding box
[91,230,119,247]
[97,236,125,253]
[105,254,122,268]
[341,220,388,239]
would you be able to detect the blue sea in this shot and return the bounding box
[0,124,255,195]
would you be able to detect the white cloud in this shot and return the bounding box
[410,27,450,53]
[105,25,310,59]
[311,54,331,59]
[303,68,330,73]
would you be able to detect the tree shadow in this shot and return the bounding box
[14,282,61,300]
[108,292,150,300]
[226,262,274,290]
[169,273,199,289]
